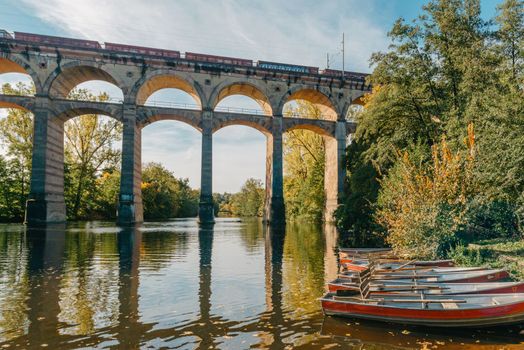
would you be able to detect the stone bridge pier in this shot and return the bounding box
[0,33,368,226]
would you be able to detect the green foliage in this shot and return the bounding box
[0,83,34,219]
[64,89,122,220]
[334,139,384,247]
[338,0,524,255]
[216,178,265,217]
[141,162,199,220]
[283,102,325,222]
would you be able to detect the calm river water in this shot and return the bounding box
[0,218,522,349]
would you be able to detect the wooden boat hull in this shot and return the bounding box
[321,293,524,327]
[340,269,510,283]
[341,259,455,269]
[328,279,524,294]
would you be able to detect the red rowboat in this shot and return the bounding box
[328,279,524,295]
[321,292,524,327]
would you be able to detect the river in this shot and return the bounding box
[0,218,522,349]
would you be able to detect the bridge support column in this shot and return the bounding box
[324,121,347,223]
[264,116,285,225]
[25,97,66,225]
[117,104,143,225]
[198,111,215,225]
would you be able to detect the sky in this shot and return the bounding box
[0,0,503,193]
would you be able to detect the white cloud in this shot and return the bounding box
[20,0,389,71]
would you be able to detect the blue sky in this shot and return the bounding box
[0,0,504,192]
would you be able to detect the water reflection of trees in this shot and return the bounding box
[282,222,325,319]
[57,232,120,335]
[1,222,522,349]
[139,231,190,270]
[0,229,29,342]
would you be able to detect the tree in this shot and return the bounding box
[283,101,325,222]
[338,0,524,247]
[64,89,122,219]
[0,83,35,218]
[141,162,199,219]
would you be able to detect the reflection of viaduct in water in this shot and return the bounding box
[0,33,369,226]
[7,225,305,348]
[8,226,523,349]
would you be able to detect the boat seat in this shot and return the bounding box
[442,302,459,309]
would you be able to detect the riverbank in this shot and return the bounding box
[450,238,524,280]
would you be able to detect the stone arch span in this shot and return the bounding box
[279,87,338,121]
[0,56,42,94]
[212,114,272,135]
[283,122,334,138]
[132,70,203,108]
[52,105,123,123]
[45,62,126,99]
[137,108,202,131]
[0,94,35,111]
[210,82,272,116]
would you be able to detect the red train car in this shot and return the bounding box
[104,42,180,58]
[257,60,319,75]
[14,32,101,49]
[185,52,253,67]
[321,69,367,80]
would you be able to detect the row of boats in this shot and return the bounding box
[320,248,524,327]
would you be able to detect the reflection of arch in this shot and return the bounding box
[279,87,337,120]
[211,82,272,116]
[45,62,125,98]
[138,108,202,131]
[132,70,203,107]
[212,114,272,135]
[0,57,41,94]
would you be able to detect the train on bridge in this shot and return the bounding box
[0,29,368,84]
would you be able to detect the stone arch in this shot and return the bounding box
[131,70,203,108]
[210,82,272,116]
[278,87,338,121]
[212,118,271,136]
[45,62,126,99]
[0,56,42,94]
[137,109,202,131]
[0,95,35,111]
[52,105,122,123]
[284,123,333,138]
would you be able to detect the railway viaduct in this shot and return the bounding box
[0,33,369,226]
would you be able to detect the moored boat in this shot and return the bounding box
[321,292,524,327]
[340,269,510,283]
[341,258,455,269]
[328,279,524,295]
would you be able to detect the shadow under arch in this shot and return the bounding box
[211,82,273,116]
[133,71,203,108]
[279,88,338,121]
[45,62,126,99]
[0,56,42,94]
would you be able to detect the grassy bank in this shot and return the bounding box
[449,239,524,280]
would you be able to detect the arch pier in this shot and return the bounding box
[0,33,369,225]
